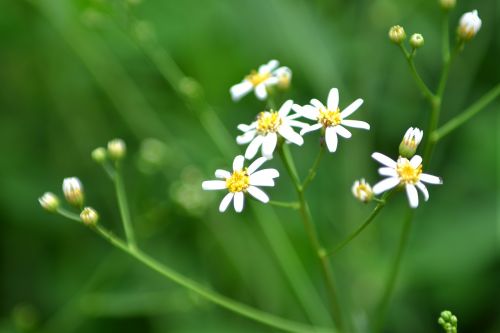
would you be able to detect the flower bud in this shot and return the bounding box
[399,127,423,158]
[80,207,99,226]
[410,33,424,49]
[107,139,126,161]
[457,10,481,41]
[91,147,107,163]
[38,192,60,212]
[352,179,373,203]
[275,67,292,90]
[439,0,456,11]
[438,310,458,333]
[388,25,406,44]
[62,177,84,207]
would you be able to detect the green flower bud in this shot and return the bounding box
[438,310,458,333]
[439,0,456,11]
[91,147,107,163]
[107,139,126,161]
[389,25,406,44]
[62,177,84,207]
[410,33,424,49]
[38,192,60,212]
[399,127,423,158]
[80,207,99,226]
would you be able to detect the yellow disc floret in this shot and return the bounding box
[317,107,342,127]
[226,169,250,193]
[396,158,422,184]
[256,111,282,134]
[246,70,272,87]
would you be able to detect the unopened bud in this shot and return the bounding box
[439,0,456,11]
[389,25,406,44]
[91,147,107,163]
[438,310,458,333]
[352,179,374,203]
[275,67,292,90]
[410,34,424,49]
[80,207,99,226]
[457,10,481,41]
[107,139,126,161]
[62,177,84,207]
[38,192,60,212]
[399,127,423,158]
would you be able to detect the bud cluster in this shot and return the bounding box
[438,310,458,333]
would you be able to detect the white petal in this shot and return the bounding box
[405,184,419,208]
[247,157,267,175]
[300,123,322,136]
[262,133,278,158]
[202,180,227,191]
[265,76,279,86]
[287,119,309,129]
[219,193,234,212]
[335,125,352,139]
[416,182,429,201]
[259,59,279,74]
[341,119,370,130]
[378,167,398,177]
[247,186,269,203]
[410,155,423,168]
[310,99,325,109]
[215,169,231,179]
[255,84,267,100]
[237,123,255,132]
[230,81,253,101]
[372,152,397,168]
[233,192,245,212]
[250,168,280,181]
[278,125,303,146]
[245,135,265,160]
[278,100,293,117]
[295,104,318,120]
[372,177,400,194]
[236,130,257,145]
[325,127,338,152]
[340,98,363,119]
[327,88,339,111]
[420,173,443,185]
[233,155,245,171]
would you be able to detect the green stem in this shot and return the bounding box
[441,12,450,63]
[433,83,500,142]
[114,164,137,250]
[91,224,332,333]
[268,200,300,210]
[57,208,82,222]
[437,44,460,98]
[398,44,435,103]
[302,146,325,191]
[278,143,344,331]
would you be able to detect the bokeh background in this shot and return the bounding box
[1,0,498,332]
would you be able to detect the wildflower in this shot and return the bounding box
[296,88,370,153]
[410,33,424,49]
[62,177,84,207]
[237,100,306,159]
[352,179,373,203]
[230,60,288,101]
[107,138,126,161]
[388,25,406,44]
[399,127,423,158]
[457,10,481,41]
[80,207,99,226]
[371,153,442,208]
[38,192,60,212]
[91,147,107,163]
[202,155,279,213]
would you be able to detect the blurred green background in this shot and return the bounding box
[1,0,498,332]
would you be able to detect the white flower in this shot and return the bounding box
[352,179,373,203]
[202,155,279,213]
[236,100,307,160]
[399,127,423,158]
[62,177,84,206]
[107,138,126,160]
[230,60,289,101]
[39,192,60,212]
[371,153,443,208]
[295,88,370,153]
[458,10,481,41]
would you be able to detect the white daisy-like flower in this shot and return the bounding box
[371,153,443,208]
[295,88,370,153]
[457,10,481,41]
[236,100,307,160]
[230,60,288,101]
[202,155,279,213]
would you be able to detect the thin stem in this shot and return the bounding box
[91,224,332,333]
[114,164,137,250]
[398,44,435,103]
[433,83,500,142]
[268,200,300,210]
[302,146,325,191]
[278,143,344,331]
[57,208,82,223]
[375,209,414,333]
[437,43,460,98]
[441,12,450,63]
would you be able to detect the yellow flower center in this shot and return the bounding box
[246,70,271,87]
[396,158,422,184]
[256,111,282,135]
[355,184,371,198]
[226,169,250,193]
[317,107,342,127]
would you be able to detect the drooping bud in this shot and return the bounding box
[457,10,481,41]
[107,139,126,161]
[388,25,406,44]
[439,0,456,11]
[80,207,99,226]
[62,177,84,207]
[438,310,458,333]
[352,179,374,203]
[38,192,60,212]
[399,127,423,158]
[410,33,424,49]
[91,147,107,164]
